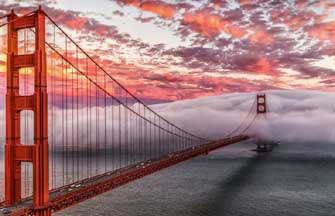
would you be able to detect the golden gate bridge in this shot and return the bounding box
[0,7,267,216]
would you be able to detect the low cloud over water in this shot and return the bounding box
[152,90,335,143]
[0,90,334,147]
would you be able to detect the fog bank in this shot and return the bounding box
[152,90,335,144]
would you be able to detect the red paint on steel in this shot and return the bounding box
[5,8,50,215]
[3,135,248,215]
[5,9,21,205]
[256,94,266,114]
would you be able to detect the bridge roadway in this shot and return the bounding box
[0,135,249,216]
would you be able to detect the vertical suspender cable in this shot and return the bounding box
[86,57,89,178]
[118,92,121,169]
[61,56,65,186]
[65,37,69,184]
[95,63,99,174]
[76,46,79,181]
[104,69,107,172]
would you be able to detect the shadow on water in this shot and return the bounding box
[199,149,273,216]
[198,142,335,216]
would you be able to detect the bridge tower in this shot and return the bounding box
[255,93,271,152]
[256,94,266,114]
[5,8,50,215]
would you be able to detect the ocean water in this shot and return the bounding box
[54,140,335,216]
[2,140,335,215]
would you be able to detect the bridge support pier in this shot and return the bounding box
[5,8,50,215]
[256,141,272,152]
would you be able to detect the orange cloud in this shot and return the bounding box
[249,31,273,44]
[306,21,335,42]
[224,25,246,38]
[239,0,252,3]
[246,57,274,75]
[65,17,88,30]
[116,0,176,19]
[183,11,225,37]
[140,1,176,19]
[182,9,246,38]
[295,0,306,8]
[47,11,89,32]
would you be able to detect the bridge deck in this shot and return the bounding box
[0,135,249,216]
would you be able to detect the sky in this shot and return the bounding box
[0,0,334,101]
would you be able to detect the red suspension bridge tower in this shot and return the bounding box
[255,93,272,152]
[256,93,267,114]
[5,7,50,215]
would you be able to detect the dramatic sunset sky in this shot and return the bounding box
[0,0,334,101]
